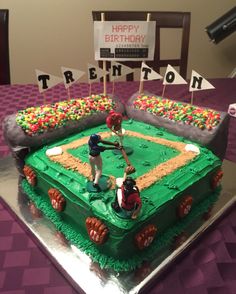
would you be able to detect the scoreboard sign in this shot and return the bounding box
[94,21,156,61]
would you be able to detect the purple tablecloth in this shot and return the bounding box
[0,79,236,293]
[0,79,236,162]
[0,196,235,294]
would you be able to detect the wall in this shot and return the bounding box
[0,0,235,84]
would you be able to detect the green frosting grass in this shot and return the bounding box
[68,133,179,179]
[25,120,221,226]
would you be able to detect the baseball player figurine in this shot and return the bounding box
[112,168,142,219]
[88,134,121,191]
[106,110,124,145]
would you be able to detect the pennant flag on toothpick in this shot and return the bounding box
[163,64,187,85]
[189,70,215,92]
[139,62,163,94]
[140,62,163,81]
[87,63,109,82]
[61,66,85,89]
[110,61,134,81]
[36,69,63,93]
[189,70,215,105]
[162,64,187,97]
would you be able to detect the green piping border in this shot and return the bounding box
[22,179,220,272]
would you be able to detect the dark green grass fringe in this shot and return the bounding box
[22,179,220,272]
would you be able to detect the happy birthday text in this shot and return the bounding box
[104,24,145,43]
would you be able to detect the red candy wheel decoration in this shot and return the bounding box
[48,188,66,212]
[135,224,157,250]
[23,165,37,186]
[211,169,223,190]
[178,195,193,218]
[86,217,109,245]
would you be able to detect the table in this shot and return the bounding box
[0,79,236,293]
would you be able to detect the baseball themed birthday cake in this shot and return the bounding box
[2,12,231,273]
[3,92,229,272]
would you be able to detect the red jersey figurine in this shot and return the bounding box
[112,169,142,219]
[106,110,124,145]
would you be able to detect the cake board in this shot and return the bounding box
[0,156,235,294]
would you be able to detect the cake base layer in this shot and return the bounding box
[1,157,235,293]
[21,179,220,272]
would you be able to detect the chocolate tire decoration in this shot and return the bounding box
[48,188,66,212]
[23,165,37,186]
[211,169,223,190]
[178,195,193,218]
[135,224,157,250]
[86,217,109,245]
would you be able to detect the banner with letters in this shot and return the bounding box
[110,61,134,81]
[189,70,215,92]
[163,64,187,85]
[140,62,163,81]
[36,70,63,93]
[61,67,85,89]
[87,63,109,82]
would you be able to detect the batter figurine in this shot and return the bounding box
[106,110,124,145]
[112,168,142,219]
[88,134,120,191]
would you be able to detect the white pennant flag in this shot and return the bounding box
[61,66,85,89]
[36,69,63,93]
[189,70,215,92]
[110,61,134,81]
[87,63,109,82]
[163,64,187,85]
[140,62,163,81]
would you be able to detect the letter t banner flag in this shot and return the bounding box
[140,62,163,81]
[36,69,63,93]
[189,70,215,92]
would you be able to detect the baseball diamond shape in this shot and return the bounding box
[68,132,180,177]
[49,129,197,191]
